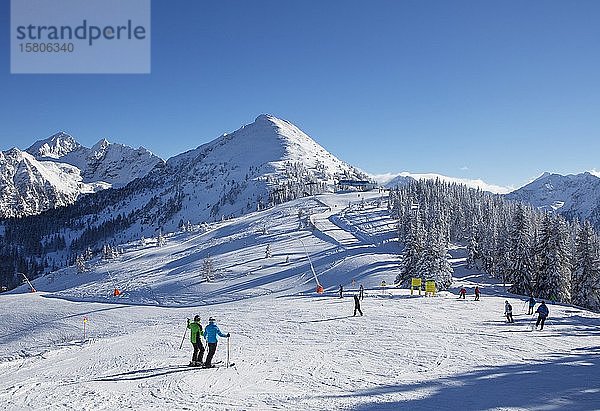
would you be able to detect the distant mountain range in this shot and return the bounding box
[1,114,600,292]
[2,116,600,234]
[0,132,161,218]
[506,171,600,228]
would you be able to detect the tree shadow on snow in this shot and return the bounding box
[323,348,600,411]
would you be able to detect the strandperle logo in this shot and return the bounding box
[11,0,151,74]
[15,19,147,46]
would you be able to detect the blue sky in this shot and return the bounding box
[1,1,599,188]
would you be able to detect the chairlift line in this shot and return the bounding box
[299,239,320,287]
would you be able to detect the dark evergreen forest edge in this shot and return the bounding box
[390,179,600,312]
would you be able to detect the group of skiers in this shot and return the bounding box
[504,296,549,330]
[186,316,230,367]
[457,286,551,330]
[458,286,480,300]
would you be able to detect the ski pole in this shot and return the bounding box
[179,324,188,350]
[226,335,230,368]
[527,314,536,330]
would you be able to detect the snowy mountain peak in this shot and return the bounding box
[26,131,82,159]
[254,113,275,123]
[534,171,552,182]
[91,138,111,152]
[1,133,162,218]
[507,171,600,229]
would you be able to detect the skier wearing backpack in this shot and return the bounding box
[527,295,536,315]
[187,315,204,366]
[459,287,467,299]
[203,317,230,368]
[504,301,514,323]
[535,301,549,330]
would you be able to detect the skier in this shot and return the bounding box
[504,300,514,323]
[459,287,467,299]
[359,284,364,300]
[339,284,343,298]
[474,286,480,301]
[527,295,536,315]
[535,301,549,330]
[203,317,230,368]
[353,294,363,316]
[187,315,204,366]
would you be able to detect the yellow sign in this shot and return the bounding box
[410,277,422,295]
[425,280,436,296]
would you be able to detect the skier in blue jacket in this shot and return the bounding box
[535,301,549,330]
[203,317,230,368]
[527,295,536,315]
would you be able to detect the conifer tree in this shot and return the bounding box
[572,221,600,310]
[536,214,572,302]
[507,205,535,295]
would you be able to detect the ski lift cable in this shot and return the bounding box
[299,238,320,287]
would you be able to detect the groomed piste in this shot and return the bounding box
[1,192,599,410]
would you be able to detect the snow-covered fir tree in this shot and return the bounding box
[535,214,572,302]
[395,205,426,286]
[422,221,453,289]
[572,221,600,310]
[265,244,272,259]
[157,231,166,247]
[201,255,215,282]
[506,204,535,295]
[76,255,86,273]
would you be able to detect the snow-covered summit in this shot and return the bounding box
[0,148,107,218]
[507,171,600,228]
[0,133,163,218]
[26,131,82,159]
[148,114,368,231]
[171,114,360,180]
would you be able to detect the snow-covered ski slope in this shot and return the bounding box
[1,192,599,411]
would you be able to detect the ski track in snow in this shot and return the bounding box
[1,192,600,410]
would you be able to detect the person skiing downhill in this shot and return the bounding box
[203,317,230,368]
[187,315,204,366]
[504,301,514,323]
[527,296,536,315]
[535,301,549,330]
[353,294,363,316]
[339,285,343,298]
[359,284,364,300]
[459,287,467,299]
[474,286,480,301]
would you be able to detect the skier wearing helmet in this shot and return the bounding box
[203,317,230,368]
[187,315,204,366]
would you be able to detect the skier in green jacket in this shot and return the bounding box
[187,315,205,366]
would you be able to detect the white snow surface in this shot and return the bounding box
[2,191,599,410]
